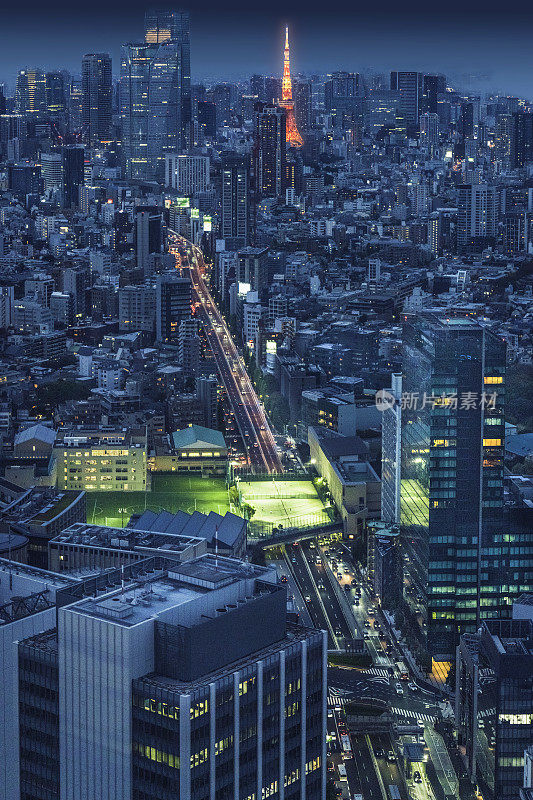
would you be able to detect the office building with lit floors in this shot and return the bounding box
[401,313,507,661]
[16,554,326,800]
[456,601,533,800]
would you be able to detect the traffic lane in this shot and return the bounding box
[192,275,279,471]
[302,545,353,642]
[349,734,385,800]
[287,547,334,647]
[192,270,282,471]
[275,556,313,627]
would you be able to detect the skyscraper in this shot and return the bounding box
[45,71,67,115]
[15,69,46,114]
[511,111,533,168]
[61,145,84,208]
[121,41,190,181]
[144,8,192,145]
[457,183,498,250]
[422,74,446,114]
[221,151,250,248]
[390,71,423,126]
[419,112,439,147]
[401,313,506,659]
[293,77,312,132]
[156,272,191,343]
[136,207,162,275]
[81,53,112,145]
[255,103,286,197]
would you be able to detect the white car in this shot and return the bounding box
[395,683,404,695]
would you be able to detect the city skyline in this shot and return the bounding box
[3,7,533,99]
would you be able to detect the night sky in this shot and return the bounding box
[2,0,533,98]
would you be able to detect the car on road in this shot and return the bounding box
[334,628,342,637]
[413,771,422,783]
[387,750,395,763]
[395,683,404,695]
[353,599,359,606]
[364,621,371,628]
[363,633,370,640]
[304,594,311,602]
[374,748,384,758]
[408,682,418,691]
[417,719,425,728]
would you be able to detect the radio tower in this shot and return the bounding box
[279,26,303,148]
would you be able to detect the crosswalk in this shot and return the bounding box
[389,706,436,723]
[364,667,391,678]
[328,695,350,707]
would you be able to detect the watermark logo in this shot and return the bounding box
[375,389,396,412]
[375,390,498,412]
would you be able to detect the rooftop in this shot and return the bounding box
[68,554,275,628]
[171,424,226,450]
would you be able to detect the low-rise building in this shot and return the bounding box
[308,426,380,538]
[149,425,227,475]
[54,427,147,491]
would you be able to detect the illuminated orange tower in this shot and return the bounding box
[279,26,303,148]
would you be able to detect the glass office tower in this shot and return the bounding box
[121,37,190,181]
[401,314,506,660]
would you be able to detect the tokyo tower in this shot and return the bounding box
[279,26,303,148]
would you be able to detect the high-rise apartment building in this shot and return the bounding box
[40,152,63,193]
[15,68,46,114]
[255,103,286,197]
[118,285,157,334]
[419,112,439,146]
[81,53,112,145]
[401,314,507,659]
[293,78,312,131]
[121,40,190,181]
[390,71,423,125]
[156,272,191,343]
[221,151,250,248]
[165,153,210,194]
[136,207,162,275]
[14,553,326,800]
[457,183,498,250]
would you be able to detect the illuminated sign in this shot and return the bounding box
[203,215,212,232]
[175,197,190,209]
[191,208,199,219]
[238,282,251,296]
[266,340,277,354]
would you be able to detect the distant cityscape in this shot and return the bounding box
[0,8,532,800]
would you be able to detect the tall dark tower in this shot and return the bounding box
[255,103,286,197]
[81,53,112,145]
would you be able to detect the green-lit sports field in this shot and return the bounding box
[237,479,330,527]
[87,474,231,528]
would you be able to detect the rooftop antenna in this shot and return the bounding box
[214,525,219,567]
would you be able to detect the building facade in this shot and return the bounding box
[401,314,507,659]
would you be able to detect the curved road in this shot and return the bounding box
[167,230,283,473]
